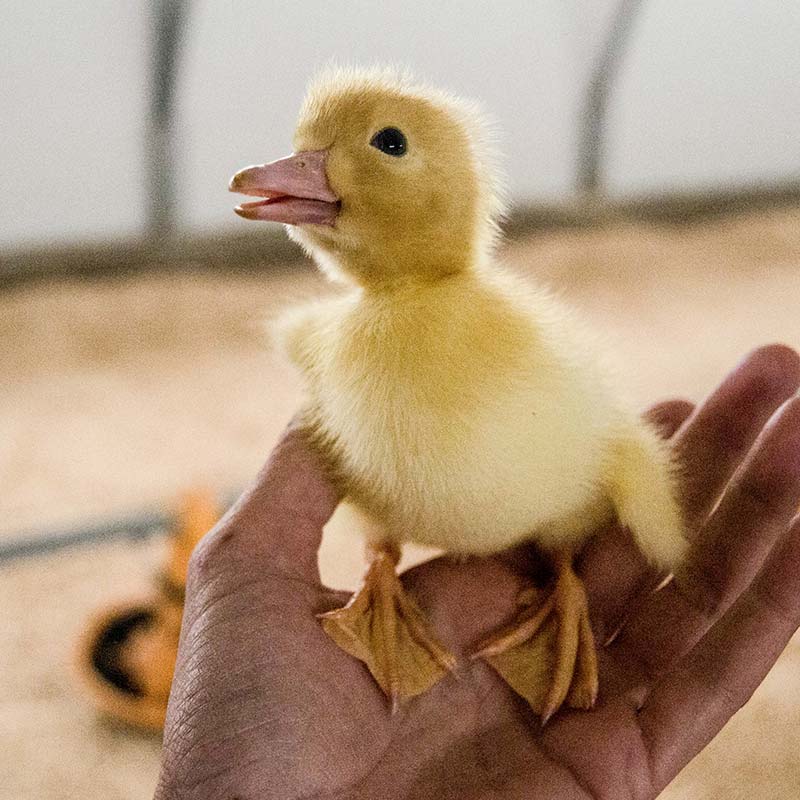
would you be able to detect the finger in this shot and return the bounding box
[580,399,695,638]
[638,513,800,794]
[612,396,800,677]
[675,344,800,531]
[191,422,342,584]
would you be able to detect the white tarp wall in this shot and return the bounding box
[2,0,798,247]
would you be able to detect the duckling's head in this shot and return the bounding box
[230,67,504,288]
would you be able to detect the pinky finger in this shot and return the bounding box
[638,514,800,795]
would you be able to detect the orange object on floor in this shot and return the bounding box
[75,490,218,733]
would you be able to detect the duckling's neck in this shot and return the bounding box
[343,264,488,355]
[337,243,479,294]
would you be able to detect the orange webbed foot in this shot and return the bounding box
[472,553,598,723]
[319,544,456,710]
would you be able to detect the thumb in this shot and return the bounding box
[192,421,342,585]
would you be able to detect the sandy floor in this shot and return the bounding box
[2,208,800,798]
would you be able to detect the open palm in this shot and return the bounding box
[156,345,800,800]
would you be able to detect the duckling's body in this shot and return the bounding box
[282,269,681,566]
[230,66,685,718]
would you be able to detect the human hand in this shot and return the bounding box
[155,344,800,800]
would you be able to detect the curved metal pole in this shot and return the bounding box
[577,0,645,199]
[147,0,189,239]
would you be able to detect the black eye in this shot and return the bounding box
[370,127,407,157]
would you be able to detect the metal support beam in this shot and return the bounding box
[146,0,189,239]
[577,0,645,199]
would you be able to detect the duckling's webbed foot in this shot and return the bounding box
[319,542,456,710]
[472,550,598,723]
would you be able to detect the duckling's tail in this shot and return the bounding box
[606,425,687,570]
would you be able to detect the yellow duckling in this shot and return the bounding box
[230,67,686,721]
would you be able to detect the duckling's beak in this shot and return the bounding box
[229,149,339,226]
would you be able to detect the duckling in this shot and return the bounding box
[229,67,686,721]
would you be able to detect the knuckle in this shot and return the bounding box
[736,469,787,516]
[186,523,235,580]
[677,562,727,621]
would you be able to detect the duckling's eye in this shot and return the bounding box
[370,127,407,157]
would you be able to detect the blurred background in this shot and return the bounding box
[1,2,799,798]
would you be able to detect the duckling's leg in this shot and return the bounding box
[319,541,456,710]
[472,550,598,723]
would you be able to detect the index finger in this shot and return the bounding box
[191,420,342,585]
